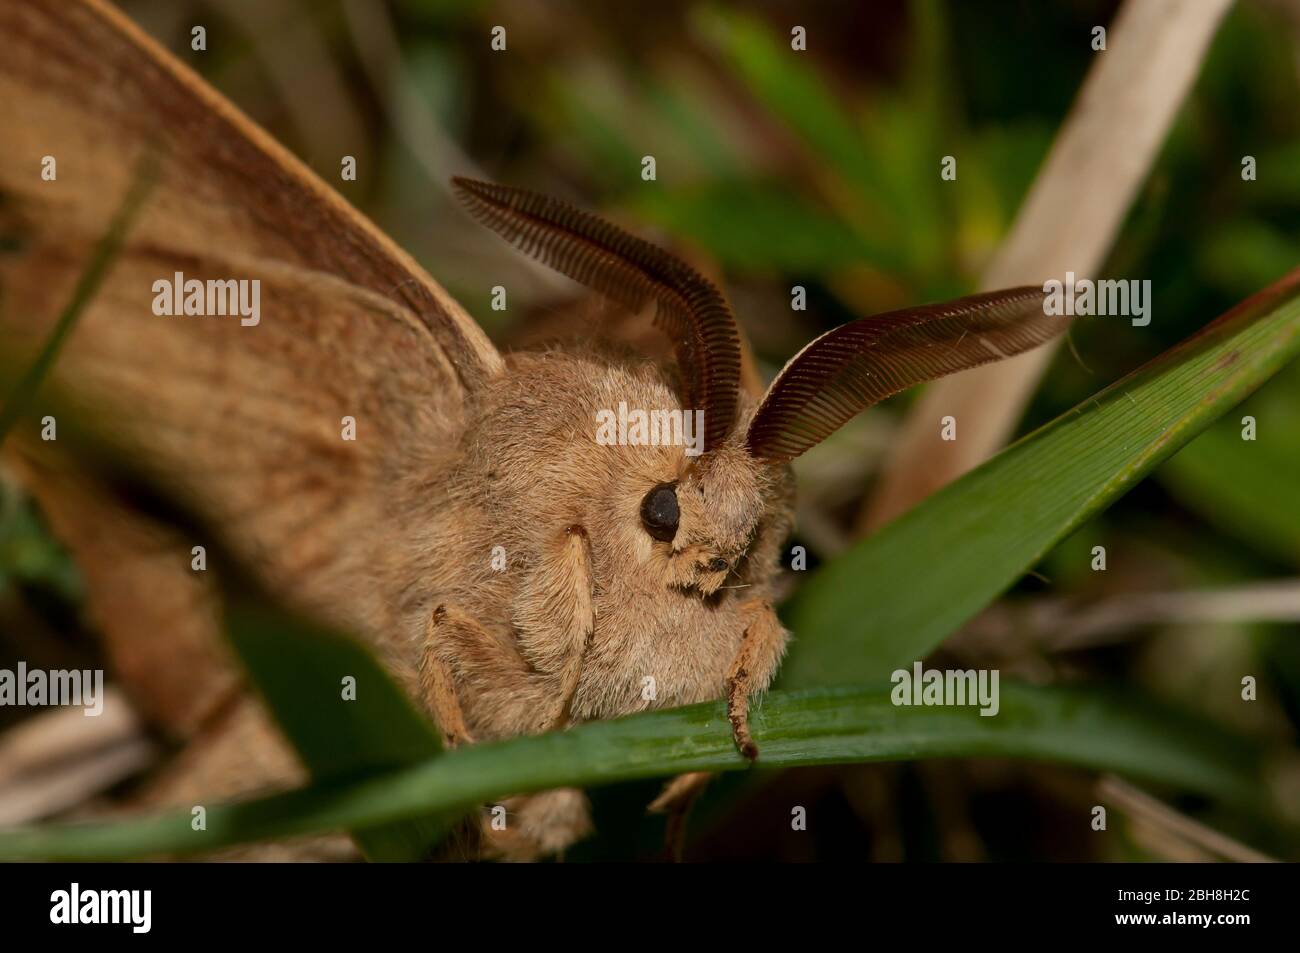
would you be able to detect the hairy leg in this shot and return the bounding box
[420,545,597,860]
[479,788,593,862]
[420,605,475,748]
[646,599,788,856]
[512,523,596,733]
[725,599,787,760]
[648,770,713,862]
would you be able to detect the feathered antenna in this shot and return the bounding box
[451,177,741,455]
[746,286,1066,463]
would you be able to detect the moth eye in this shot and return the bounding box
[640,482,680,543]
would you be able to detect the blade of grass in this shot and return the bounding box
[0,680,1273,861]
[692,9,913,266]
[780,267,1300,688]
[0,156,156,449]
[1157,360,1300,566]
[224,603,451,861]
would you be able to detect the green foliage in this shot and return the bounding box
[1159,361,1300,567]
[780,273,1300,687]
[0,159,155,449]
[225,604,451,861]
[0,490,82,601]
[0,680,1274,861]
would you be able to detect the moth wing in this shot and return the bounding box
[0,0,501,643]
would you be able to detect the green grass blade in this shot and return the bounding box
[0,158,156,449]
[694,7,951,277]
[224,603,451,861]
[0,681,1271,861]
[1158,360,1300,566]
[779,268,1300,688]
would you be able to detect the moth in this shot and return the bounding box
[0,0,1067,859]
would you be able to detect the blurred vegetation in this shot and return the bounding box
[3,0,1300,860]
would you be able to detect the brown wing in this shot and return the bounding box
[0,0,501,643]
[745,287,1066,462]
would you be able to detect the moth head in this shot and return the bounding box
[625,434,792,599]
[454,178,1070,594]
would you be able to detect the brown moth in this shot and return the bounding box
[0,0,1068,859]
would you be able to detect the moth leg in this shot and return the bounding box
[648,770,713,862]
[420,605,476,748]
[469,525,597,860]
[643,601,784,852]
[648,771,713,813]
[481,788,593,862]
[725,600,787,761]
[422,603,591,860]
[520,524,595,733]
[551,524,595,727]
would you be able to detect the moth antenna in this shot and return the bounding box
[451,177,741,455]
[745,286,1067,463]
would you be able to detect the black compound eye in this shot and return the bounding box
[640,482,680,543]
